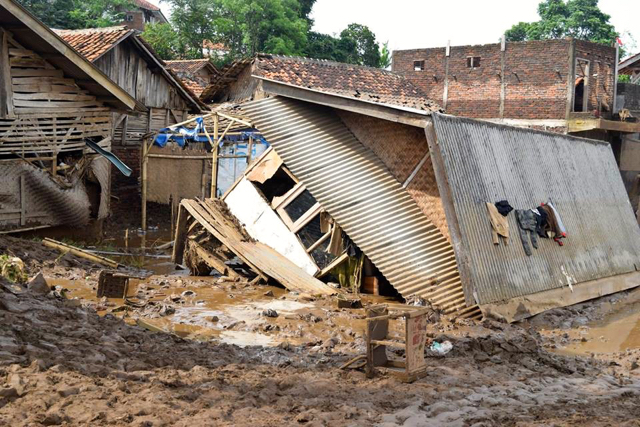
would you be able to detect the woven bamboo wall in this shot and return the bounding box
[146,145,212,204]
[337,111,450,241]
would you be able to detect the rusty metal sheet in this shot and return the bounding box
[432,113,640,306]
[241,97,474,315]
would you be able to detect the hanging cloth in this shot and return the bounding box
[486,202,509,245]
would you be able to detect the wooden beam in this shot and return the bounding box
[19,174,25,226]
[211,114,219,198]
[0,31,14,118]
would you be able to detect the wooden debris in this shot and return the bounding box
[42,238,120,268]
[174,198,338,296]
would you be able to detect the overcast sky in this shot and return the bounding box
[159,0,640,58]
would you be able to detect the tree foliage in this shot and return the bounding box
[21,0,389,68]
[142,23,181,59]
[338,23,380,67]
[213,0,308,57]
[18,0,134,29]
[505,0,618,46]
[379,41,391,69]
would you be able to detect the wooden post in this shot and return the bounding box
[172,204,188,264]
[0,30,14,119]
[19,175,25,226]
[141,136,149,234]
[211,114,219,198]
[247,134,254,165]
[499,35,506,119]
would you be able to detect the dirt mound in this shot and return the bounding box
[0,236,99,273]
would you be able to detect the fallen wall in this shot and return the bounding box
[431,113,640,315]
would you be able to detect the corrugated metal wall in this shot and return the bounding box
[242,97,474,315]
[432,113,640,305]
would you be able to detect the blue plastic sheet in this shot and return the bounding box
[154,117,210,147]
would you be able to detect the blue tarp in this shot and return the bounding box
[154,117,210,147]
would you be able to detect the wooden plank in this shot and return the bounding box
[191,241,241,279]
[13,92,95,101]
[13,84,81,93]
[10,69,63,78]
[0,31,14,118]
[13,99,101,108]
[12,76,76,85]
[172,204,188,264]
[10,57,45,68]
[19,174,25,226]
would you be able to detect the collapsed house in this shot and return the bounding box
[55,26,206,192]
[0,0,140,235]
[174,54,640,321]
[165,59,218,97]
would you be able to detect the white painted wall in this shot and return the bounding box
[225,178,319,276]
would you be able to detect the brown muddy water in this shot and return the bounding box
[555,300,640,356]
[46,274,388,349]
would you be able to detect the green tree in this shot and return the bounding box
[214,0,308,58]
[505,0,618,45]
[142,23,180,60]
[339,23,380,67]
[164,0,221,58]
[379,41,391,68]
[19,0,135,29]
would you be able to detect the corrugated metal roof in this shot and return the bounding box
[432,113,640,305]
[241,97,473,315]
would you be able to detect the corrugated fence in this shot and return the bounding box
[432,113,640,305]
[242,97,478,316]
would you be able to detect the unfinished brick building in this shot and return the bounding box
[392,39,636,136]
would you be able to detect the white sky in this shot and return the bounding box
[310,0,640,56]
[158,0,640,57]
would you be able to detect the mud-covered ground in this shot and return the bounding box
[2,236,640,426]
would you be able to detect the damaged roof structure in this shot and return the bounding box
[165,59,218,97]
[175,54,640,321]
[56,26,206,190]
[0,0,139,235]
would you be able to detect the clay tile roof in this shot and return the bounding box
[253,54,441,112]
[179,77,208,97]
[165,59,215,75]
[134,0,161,11]
[54,26,132,62]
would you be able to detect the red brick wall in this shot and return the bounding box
[574,40,616,114]
[393,39,616,121]
[503,40,570,119]
[111,146,140,192]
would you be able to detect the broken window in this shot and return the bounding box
[253,167,296,203]
[309,239,336,270]
[283,189,317,223]
[414,60,425,71]
[296,213,324,248]
[466,56,481,68]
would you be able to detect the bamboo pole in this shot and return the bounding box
[42,238,120,268]
[211,114,219,198]
[141,136,149,234]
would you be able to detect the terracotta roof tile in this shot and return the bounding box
[134,0,161,11]
[179,77,208,97]
[254,54,440,112]
[165,59,215,75]
[201,54,440,112]
[54,26,132,62]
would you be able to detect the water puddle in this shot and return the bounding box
[555,301,640,356]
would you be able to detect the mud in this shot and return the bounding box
[3,235,640,426]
